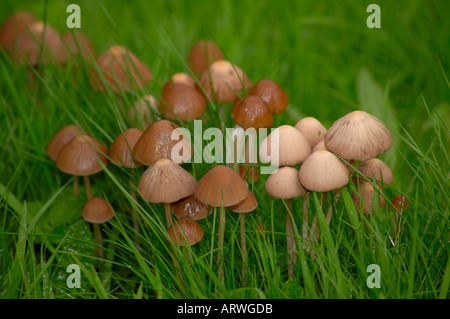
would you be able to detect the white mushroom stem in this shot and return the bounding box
[302,193,310,251]
[218,206,226,284]
[286,198,297,279]
[310,191,341,246]
[240,213,248,286]
[129,169,140,245]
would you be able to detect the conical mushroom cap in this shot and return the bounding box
[137,159,197,203]
[231,95,273,129]
[167,217,204,246]
[82,197,115,224]
[0,11,37,52]
[247,79,289,114]
[56,135,108,176]
[160,84,206,121]
[298,150,349,192]
[133,119,192,165]
[195,165,248,207]
[46,124,83,161]
[109,128,143,168]
[229,190,258,213]
[171,194,212,220]
[91,45,152,93]
[187,40,224,75]
[325,111,392,161]
[294,117,327,148]
[199,60,251,104]
[355,158,393,185]
[259,125,311,166]
[265,166,307,199]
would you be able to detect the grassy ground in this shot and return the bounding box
[0,0,448,299]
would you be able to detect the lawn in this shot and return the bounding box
[0,0,448,299]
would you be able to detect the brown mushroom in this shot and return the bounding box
[247,79,289,114]
[0,11,37,53]
[231,95,273,130]
[171,194,212,221]
[187,40,224,75]
[159,84,207,121]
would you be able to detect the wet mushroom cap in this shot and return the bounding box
[56,135,108,176]
[109,128,143,168]
[0,11,37,52]
[199,60,251,104]
[265,166,307,199]
[61,30,95,60]
[298,150,349,192]
[133,119,192,165]
[171,194,212,220]
[355,158,393,185]
[231,95,273,129]
[137,158,197,203]
[294,117,327,148]
[159,84,207,121]
[46,124,83,161]
[187,40,224,75]
[82,197,115,223]
[167,217,204,246]
[247,79,289,114]
[195,165,248,207]
[325,111,392,161]
[229,189,258,213]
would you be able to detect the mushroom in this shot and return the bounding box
[231,95,274,130]
[195,165,248,283]
[351,182,385,216]
[56,135,109,200]
[61,30,95,61]
[392,194,407,242]
[187,40,224,75]
[247,79,289,114]
[265,166,307,278]
[137,158,197,229]
[229,189,258,286]
[354,158,393,186]
[311,140,327,153]
[171,194,212,221]
[90,45,152,94]
[161,72,197,95]
[82,197,115,260]
[159,84,207,121]
[127,95,159,128]
[167,217,204,247]
[294,117,327,148]
[0,11,37,53]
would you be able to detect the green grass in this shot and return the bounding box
[0,0,449,299]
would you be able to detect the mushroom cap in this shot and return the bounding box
[247,79,289,114]
[133,119,192,165]
[109,128,143,168]
[82,197,115,224]
[199,60,251,104]
[187,40,224,75]
[259,125,311,166]
[195,165,248,207]
[231,95,273,129]
[61,30,95,60]
[46,124,83,161]
[312,140,327,153]
[391,194,407,211]
[239,165,259,182]
[355,158,393,185]
[229,189,258,213]
[56,135,108,176]
[294,117,327,148]
[161,72,196,95]
[167,217,204,246]
[171,194,212,220]
[0,11,37,52]
[351,182,386,216]
[298,150,349,192]
[159,84,207,121]
[265,166,307,199]
[325,111,392,161]
[11,21,67,65]
[91,45,152,93]
[137,158,197,203]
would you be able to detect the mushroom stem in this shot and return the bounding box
[165,203,173,230]
[218,205,226,284]
[286,198,297,279]
[240,213,248,286]
[93,223,104,261]
[129,169,140,244]
[84,176,92,200]
[302,192,310,251]
[73,175,79,197]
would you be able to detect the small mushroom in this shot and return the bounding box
[171,194,212,221]
[159,84,207,121]
[167,217,204,247]
[161,72,197,95]
[187,40,224,75]
[354,158,393,186]
[127,95,159,128]
[231,95,273,130]
[351,182,385,216]
[294,117,327,148]
[247,79,289,114]
[0,11,37,53]
[61,30,95,61]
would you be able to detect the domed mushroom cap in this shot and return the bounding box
[247,79,289,114]
[171,194,212,220]
[160,84,207,121]
[229,190,258,213]
[56,135,108,176]
[355,158,393,185]
[259,125,311,166]
[195,165,248,207]
[294,117,327,148]
[137,159,197,203]
[325,111,392,161]
[298,150,349,192]
[61,30,95,60]
[109,128,143,168]
[351,182,386,215]
[133,119,192,165]
[187,40,224,75]
[162,72,196,95]
[46,124,83,161]
[167,217,204,246]
[11,21,67,65]
[0,11,37,52]
[265,166,307,199]
[82,197,115,224]
[91,45,152,93]
[199,60,251,104]
[231,95,273,129]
